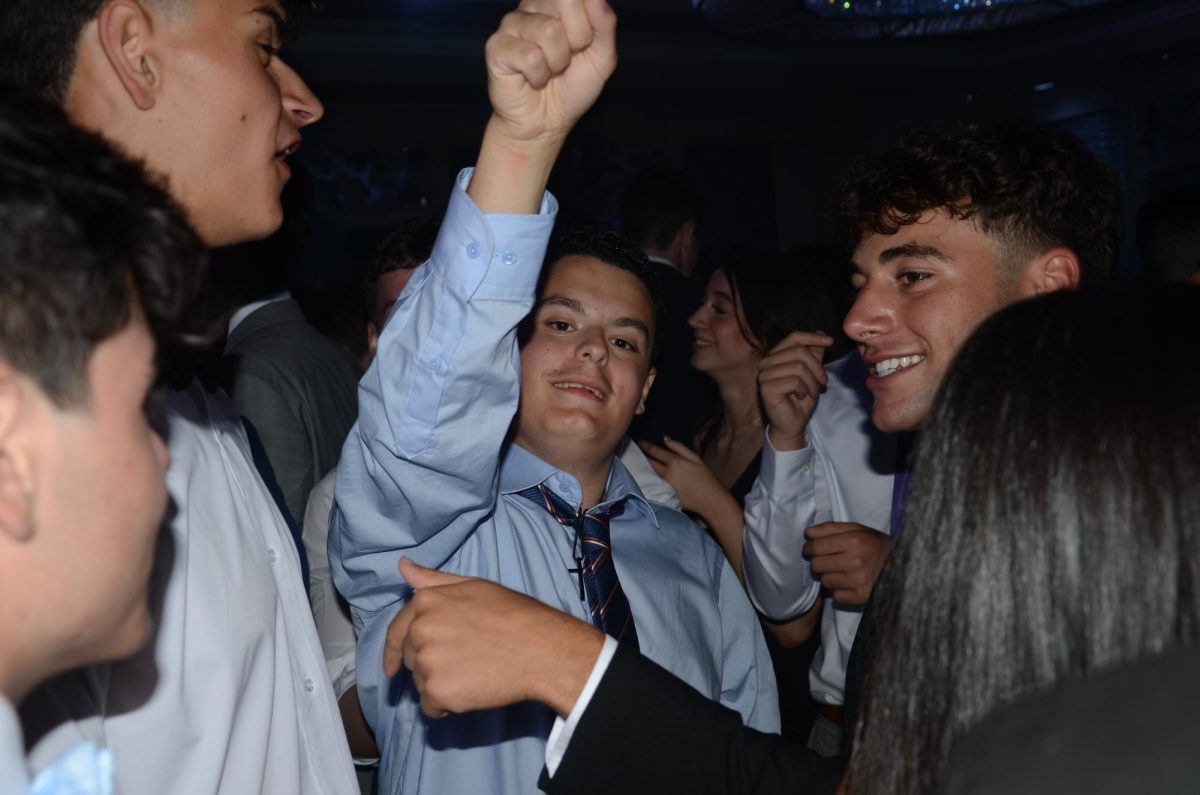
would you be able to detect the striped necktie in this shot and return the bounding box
[515,483,640,650]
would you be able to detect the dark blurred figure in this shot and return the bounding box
[1136,184,1200,285]
[620,166,716,444]
[218,166,362,529]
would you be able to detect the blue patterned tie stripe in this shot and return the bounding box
[515,483,640,650]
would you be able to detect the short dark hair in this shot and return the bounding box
[542,226,664,363]
[0,0,313,103]
[365,217,439,320]
[0,87,203,404]
[619,167,702,253]
[849,283,1200,795]
[835,122,1121,284]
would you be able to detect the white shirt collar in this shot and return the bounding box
[227,291,291,338]
[645,254,679,271]
[0,693,30,795]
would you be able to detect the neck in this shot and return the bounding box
[712,368,763,437]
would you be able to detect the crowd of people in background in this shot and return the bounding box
[0,1,1196,795]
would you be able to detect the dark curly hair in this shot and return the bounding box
[542,226,664,363]
[835,122,1121,284]
[0,0,314,103]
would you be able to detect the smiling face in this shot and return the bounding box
[844,211,1024,433]
[688,269,761,381]
[513,255,657,470]
[71,0,325,246]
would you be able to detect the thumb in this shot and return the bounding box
[398,557,470,589]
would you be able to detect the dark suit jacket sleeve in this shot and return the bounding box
[538,644,842,795]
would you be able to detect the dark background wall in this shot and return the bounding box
[284,0,1200,285]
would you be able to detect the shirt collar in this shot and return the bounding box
[645,254,679,271]
[500,443,659,527]
[227,291,291,337]
[0,693,30,794]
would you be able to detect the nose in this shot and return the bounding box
[278,59,325,128]
[687,303,707,331]
[843,282,893,343]
[576,325,608,363]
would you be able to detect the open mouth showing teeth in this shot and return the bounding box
[553,382,605,400]
[871,355,925,377]
[277,142,300,159]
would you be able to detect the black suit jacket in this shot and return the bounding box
[539,644,843,795]
[943,642,1200,795]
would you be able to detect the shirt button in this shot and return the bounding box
[268,549,278,563]
[304,678,315,693]
[429,356,444,372]
[501,249,519,266]
[465,242,481,259]
[801,463,812,474]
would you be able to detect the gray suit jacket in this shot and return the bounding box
[223,298,362,528]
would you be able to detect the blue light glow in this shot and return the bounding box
[804,0,1116,18]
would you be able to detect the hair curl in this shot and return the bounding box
[835,122,1120,283]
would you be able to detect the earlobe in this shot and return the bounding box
[96,0,160,111]
[635,368,657,415]
[1021,247,1081,296]
[0,372,34,543]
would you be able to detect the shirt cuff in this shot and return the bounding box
[543,636,618,778]
[759,430,816,491]
[430,168,559,302]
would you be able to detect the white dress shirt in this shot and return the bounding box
[24,382,358,794]
[742,353,897,705]
[1,696,28,795]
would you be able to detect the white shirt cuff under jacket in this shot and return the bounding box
[543,636,619,778]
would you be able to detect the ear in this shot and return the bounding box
[96,0,161,111]
[1016,247,1080,297]
[0,368,35,543]
[634,367,657,416]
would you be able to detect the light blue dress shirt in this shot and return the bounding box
[331,170,778,795]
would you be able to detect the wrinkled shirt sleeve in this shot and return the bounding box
[329,169,557,729]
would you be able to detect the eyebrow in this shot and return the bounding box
[877,242,951,265]
[538,295,650,340]
[252,5,288,40]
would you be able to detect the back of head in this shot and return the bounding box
[851,283,1200,794]
[0,0,313,103]
[619,166,702,253]
[835,122,1121,284]
[0,85,203,403]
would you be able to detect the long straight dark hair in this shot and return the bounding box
[849,284,1200,794]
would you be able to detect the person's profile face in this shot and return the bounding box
[135,0,324,246]
[844,210,1020,433]
[513,255,657,465]
[688,269,760,379]
[35,309,169,665]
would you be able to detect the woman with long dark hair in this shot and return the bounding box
[640,250,847,572]
[848,283,1200,794]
